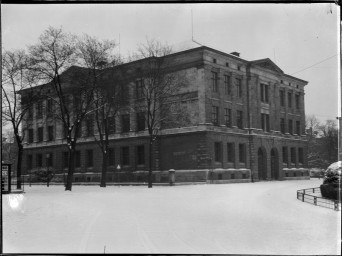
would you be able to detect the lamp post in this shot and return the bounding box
[117,164,121,186]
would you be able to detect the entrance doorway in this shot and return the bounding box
[258,148,267,180]
[271,148,279,180]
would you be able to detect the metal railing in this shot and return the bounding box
[297,187,341,211]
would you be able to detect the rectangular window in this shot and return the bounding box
[122,114,130,133]
[235,78,242,98]
[291,147,296,164]
[28,129,34,143]
[136,112,146,131]
[224,75,231,95]
[48,126,54,141]
[86,118,94,137]
[108,116,116,134]
[27,155,33,170]
[261,113,270,132]
[224,108,232,127]
[137,145,145,165]
[121,147,130,166]
[288,119,293,135]
[136,79,144,98]
[86,150,93,167]
[75,151,81,168]
[46,153,53,167]
[37,101,43,118]
[239,144,246,163]
[37,127,43,142]
[74,96,81,113]
[108,148,115,166]
[227,143,235,163]
[295,93,300,109]
[288,91,292,108]
[211,71,218,92]
[280,118,285,134]
[282,147,288,163]
[214,142,222,162]
[46,98,54,115]
[76,123,82,138]
[296,121,301,135]
[63,126,68,139]
[62,152,68,168]
[298,148,304,164]
[280,90,285,107]
[36,154,43,168]
[237,110,243,129]
[260,84,269,103]
[211,106,219,126]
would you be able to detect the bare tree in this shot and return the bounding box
[76,34,122,187]
[2,49,39,189]
[28,27,100,191]
[132,39,188,188]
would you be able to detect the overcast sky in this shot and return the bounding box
[1,3,340,122]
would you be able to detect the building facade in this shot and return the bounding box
[21,46,309,183]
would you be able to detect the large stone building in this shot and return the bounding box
[21,45,309,183]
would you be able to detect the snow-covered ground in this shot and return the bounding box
[2,179,341,254]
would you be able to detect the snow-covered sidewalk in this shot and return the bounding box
[2,179,341,254]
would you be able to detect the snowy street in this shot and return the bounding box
[2,179,341,254]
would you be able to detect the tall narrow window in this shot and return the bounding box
[136,112,146,131]
[75,151,81,168]
[108,148,115,166]
[121,147,130,166]
[291,147,296,164]
[282,147,288,164]
[28,106,33,119]
[288,91,292,108]
[235,78,242,98]
[137,145,145,165]
[211,106,219,126]
[298,148,304,164]
[211,71,218,92]
[122,114,130,133]
[280,118,285,134]
[288,119,293,135]
[260,84,269,103]
[48,126,54,141]
[46,98,54,116]
[37,127,44,142]
[46,153,53,167]
[36,154,43,168]
[261,114,270,132]
[237,110,243,129]
[295,93,300,109]
[28,129,34,143]
[74,96,81,113]
[296,121,301,135]
[280,90,285,107]
[214,142,222,162]
[239,144,246,163]
[86,150,93,167]
[224,75,231,95]
[27,155,33,170]
[76,123,82,138]
[136,79,144,98]
[37,101,43,118]
[86,118,94,137]
[108,116,116,134]
[62,152,69,168]
[224,108,232,127]
[227,143,235,163]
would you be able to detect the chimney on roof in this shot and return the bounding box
[230,52,240,57]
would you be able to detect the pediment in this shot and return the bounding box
[250,58,284,74]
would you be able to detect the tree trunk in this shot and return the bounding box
[16,143,23,190]
[100,151,108,187]
[65,148,75,191]
[148,137,153,188]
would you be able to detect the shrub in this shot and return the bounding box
[33,167,55,186]
[320,161,341,201]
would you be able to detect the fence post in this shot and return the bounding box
[302,193,305,202]
[334,201,338,211]
[314,196,317,206]
[313,188,315,193]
